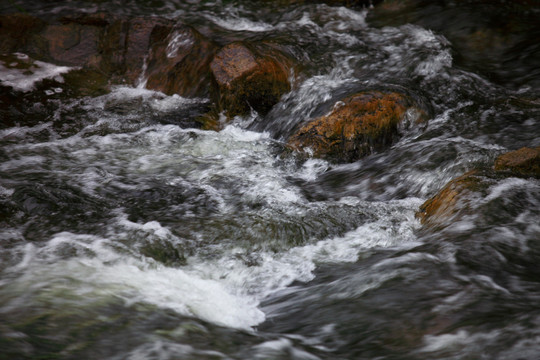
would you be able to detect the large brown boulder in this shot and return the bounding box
[39,19,104,68]
[115,17,175,85]
[0,13,112,69]
[145,25,218,98]
[494,146,540,178]
[287,91,427,162]
[210,42,293,117]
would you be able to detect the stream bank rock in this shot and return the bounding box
[417,147,540,228]
[210,42,293,118]
[287,91,427,163]
[0,13,217,99]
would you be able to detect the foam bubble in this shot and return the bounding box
[205,12,274,32]
[0,53,73,92]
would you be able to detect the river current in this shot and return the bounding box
[1,1,539,359]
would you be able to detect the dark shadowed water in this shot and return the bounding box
[1,1,539,359]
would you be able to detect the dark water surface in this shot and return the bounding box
[1,1,539,359]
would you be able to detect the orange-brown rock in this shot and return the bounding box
[145,25,218,98]
[416,146,540,228]
[210,42,293,117]
[494,147,540,178]
[415,170,490,227]
[287,91,426,162]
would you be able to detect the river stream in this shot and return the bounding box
[1,1,539,359]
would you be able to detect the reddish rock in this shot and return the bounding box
[415,170,489,227]
[210,42,293,117]
[122,17,175,85]
[145,25,218,98]
[39,23,101,67]
[288,91,427,162]
[417,146,540,228]
[494,147,540,178]
[98,16,129,77]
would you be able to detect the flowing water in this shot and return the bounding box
[1,1,540,359]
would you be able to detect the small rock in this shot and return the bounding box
[415,170,489,227]
[417,146,540,229]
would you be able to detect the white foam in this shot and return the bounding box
[205,12,274,32]
[0,155,47,172]
[8,232,265,330]
[420,329,501,354]
[0,53,73,92]
[188,198,421,302]
[420,330,471,352]
[253,338,321,360]
[166,30,194,58]
[104,86,207,111]
[484,177,533,202]
[320,7,368,32]
[414,52,452,78]
[296,158,330,181]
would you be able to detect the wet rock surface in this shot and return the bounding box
[0,13,217,98]
[0,1,540,360]
[287,91,427,162]
[145,25,218,98]
[417,147,540,228]
[210,41,293,117]
[416,170,490,227]
[494,146,540,178]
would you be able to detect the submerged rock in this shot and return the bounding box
[416,170,490,227]
[417,147,540,228]
[287,91,427,162]
[494,147,540,178]
[210,42,293,117]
